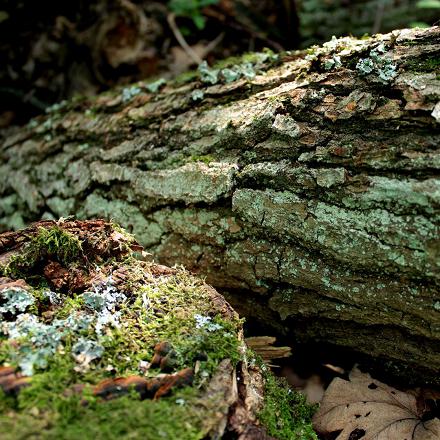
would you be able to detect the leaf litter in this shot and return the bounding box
[313,367,440,440]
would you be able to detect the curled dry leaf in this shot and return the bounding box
[313,368,440,440]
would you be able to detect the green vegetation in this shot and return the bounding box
[2,225,83,278]
[259,371,318,440]
[189,154,215,164]
[0,223,243,438]
[168,0,219,30]
[0,222,321,438]
[405,55,440,72]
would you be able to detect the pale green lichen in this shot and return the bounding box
[272,114,301,139]
[1,312,93,375]
[356,44,398,83]
[132,162,238,204]
[0,288,35,316]
[314,168,346,188]
[197,53,272,85]
[232,188,438,278]
[324,55,342,70]
[191,89,205,101]
[146,78,166,93]
[45,100,68,114]
[121,85,142,103]
[198,61,220,84]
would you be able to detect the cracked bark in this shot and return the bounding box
[1,27,439,383]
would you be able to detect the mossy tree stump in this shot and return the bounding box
[0,27,439,383]
[0,220,316,439]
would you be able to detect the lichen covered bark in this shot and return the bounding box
[1,28,439,382]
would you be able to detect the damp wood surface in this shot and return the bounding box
[0,27,439,384]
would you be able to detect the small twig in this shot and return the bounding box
[203,9,285,52]
[203,31,225,56]
[167,13,203,65]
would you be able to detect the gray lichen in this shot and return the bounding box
[146,78,166,93]
[121,85,143,103]
[356,44,398,83]
[0,288,35,316]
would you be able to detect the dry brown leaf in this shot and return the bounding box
[313,367,440,440]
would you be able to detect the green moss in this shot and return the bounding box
[259,370,318,440]
[0,222,243,438]
[405,56,440,72]
[1,357,204,440]
[3,225,83,277]
[91,268,242,377]
[189,154,215,164]
[56,294,85,318]
[173,70,199,85]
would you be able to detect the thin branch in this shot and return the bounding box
[167,13,203,66]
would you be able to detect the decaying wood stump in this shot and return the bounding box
[0,220,309,439]
[0,27,439,383]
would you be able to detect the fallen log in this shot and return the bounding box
[0,27,439,383]
[0,220,315,439]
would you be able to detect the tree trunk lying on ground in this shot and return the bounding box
[0,27,439,383]
[0,220,310,440]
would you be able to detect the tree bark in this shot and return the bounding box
[1,27,439,382]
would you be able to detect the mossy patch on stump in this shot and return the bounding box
[0,219,316,439]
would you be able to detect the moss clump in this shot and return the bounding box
[189,154,215,164]
[0,220,320,438]
[3,225,83,277]
[259,367,318,440]
[405,56,440,73]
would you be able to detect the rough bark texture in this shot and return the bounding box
[1,27,439,382]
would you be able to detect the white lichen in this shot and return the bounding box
[356,44,398,83]
[0,288,35,316]
[194,314,222,332]
[71,338,104,372]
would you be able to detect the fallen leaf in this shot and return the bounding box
[313,367,440,440]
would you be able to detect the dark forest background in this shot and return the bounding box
[0,0,439,126]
